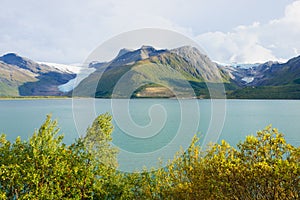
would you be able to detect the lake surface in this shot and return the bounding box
[0,99,300,171]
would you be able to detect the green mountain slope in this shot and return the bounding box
[3,47,300,99]
[73,46,229,98]
[0,61,37,96]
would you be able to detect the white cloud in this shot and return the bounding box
[0,0,296,63]
[0,0,191,63]
[196,1,300,63]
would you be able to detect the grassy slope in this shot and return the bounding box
[74,52,238,99]
[0,63,37,96]
[0,82,19,96]
[93,53,209,98]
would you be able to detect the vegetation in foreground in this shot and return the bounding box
[0,114,299,199]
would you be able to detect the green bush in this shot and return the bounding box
[0,114,120,199]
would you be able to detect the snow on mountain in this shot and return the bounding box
[241,77,254,83]
[38,62,82,74]
[58,66,96,92]
[231,63,260,69]
[38,62,96,93]
[214,61,260,69]
[58,78,77,92]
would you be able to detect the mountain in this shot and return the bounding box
[226,55,300,99]
[0,61,37,96]
[73,46,229,98]
[2,48,300,99]
[171,46,224,82]
[74,45,300,99]
[0,53,76,96]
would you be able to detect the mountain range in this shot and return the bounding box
[73,45,229,98]
[1,46,300,99]
[0,53,76,96]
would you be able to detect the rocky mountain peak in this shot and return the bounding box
[171,46,203,57]
[110,46,167,66]
[171,46,222,82]
[140,45,156,51]
[0,53,29,70]
[1,53,45,74]
[138,45,157,59]
[1,53,18,58]
[116,48,133,58]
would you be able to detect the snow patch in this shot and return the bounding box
[38,62,82,74]
[214,61,260,69]
[58,67,96,92]
[38,62,96,92]
[58,79,77,92]
[242,77,254,83]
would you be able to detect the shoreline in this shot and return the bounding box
[1,96,300,100]
[0,96,71,100]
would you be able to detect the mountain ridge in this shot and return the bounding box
[1,47,300,99]
[73,45,230,98]
[0,53,76,96]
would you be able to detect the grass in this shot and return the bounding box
[0,82,19,96]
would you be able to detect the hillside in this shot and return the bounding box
[0,61,37,96]
[0,53,76,96]
[1,48,300,99]
[73,46,230,98]
[227,55,300,99]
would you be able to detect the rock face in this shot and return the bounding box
[171,46,223,82]
[0,53,76,96]
[109,45,167,67]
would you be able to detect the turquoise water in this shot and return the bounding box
[1,99,300,171]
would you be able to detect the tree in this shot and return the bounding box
[0,114,121,199]
[83,113,118,169]
[234,126,300,199]
[147,126,300,199]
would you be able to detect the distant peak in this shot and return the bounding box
[2,53,19,58]
[0,53,37,72]
[0,53,25,63]
[173,45,201,53]
[171,46,206,58]
[116,48,133,58]
[141,45,155,50]
[265,61,277,66]
[139,45,158,54]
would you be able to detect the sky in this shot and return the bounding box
[0,0,299,64]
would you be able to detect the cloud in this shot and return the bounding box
[0,0,190,63]
[196,23,277,63]
[196,1,300,63]
[0,0,296,63]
